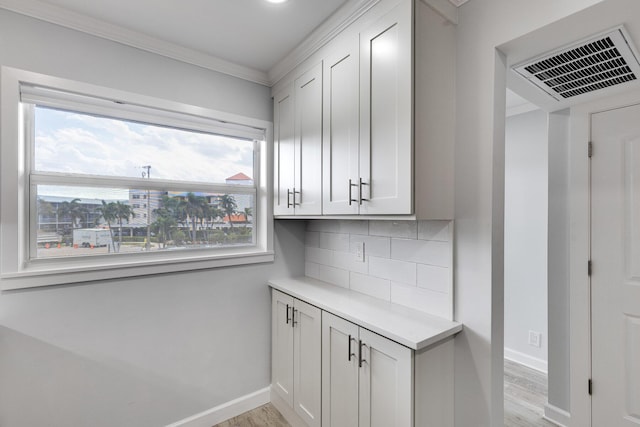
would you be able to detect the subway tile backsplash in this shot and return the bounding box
[304,220,453,320]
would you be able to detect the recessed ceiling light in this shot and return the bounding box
[266,0,288,3]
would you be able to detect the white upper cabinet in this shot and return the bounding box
[272,0,455,219]
[294,63,323,216]
[322,37,360,215]
[359,0,413,215]
[273,84,295,216]
[274,64,323,216]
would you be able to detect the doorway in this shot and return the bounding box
[503,90,551,426]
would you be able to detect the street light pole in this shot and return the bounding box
[142,165,151,251]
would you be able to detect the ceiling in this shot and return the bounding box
[31,0,350,72]
[0,0,467,85]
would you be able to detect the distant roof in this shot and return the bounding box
[223,213,249,223]
[226,172,252,181]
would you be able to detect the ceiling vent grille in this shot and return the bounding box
[514,27,640,101]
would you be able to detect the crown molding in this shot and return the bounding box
[267,0,381,86]
[0,0,271,86]
[1,0,467,88]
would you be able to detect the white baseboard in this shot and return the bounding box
[504,347,548,373]
[544,403,571,427]
[165,387,270,427]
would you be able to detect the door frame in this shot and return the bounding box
[569,87,640,427]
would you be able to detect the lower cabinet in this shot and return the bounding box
[272,289,322,427]
[322,312,412,427]
[272,288,454,427]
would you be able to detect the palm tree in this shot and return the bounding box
[183,192,207,242]
[57,198,87,229]
[114,201,135,250]
[243,207,253,224]
[37,198,55,231]
[151,208,177,249]
[96,200,117,252]
[220,194,238,229]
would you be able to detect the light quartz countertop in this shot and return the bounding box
[268,276,462,351]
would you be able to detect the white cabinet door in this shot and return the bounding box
[322,37,360,215]
[272,289,294,406]
[322,312,359,427]
[293,299,322,427]
[358,328,413,427]
[294,63,323,215]
[359,0,413,215]
[273,85,295,216]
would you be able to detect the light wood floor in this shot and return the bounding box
[213,360,554,427]
[213,403,290,427]
[504,359,556,427]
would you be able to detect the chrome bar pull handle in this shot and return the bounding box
[292,308,298,327]
[349,179,358,206]
[293,187,300,206]
[359,178,369,205]
[287,189,292,208]
[348,334,357,361]
[285,304,291,324]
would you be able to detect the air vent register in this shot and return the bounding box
[514,27,640,101]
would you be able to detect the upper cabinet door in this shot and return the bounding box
[359,0,413,215]
[294,63,323,215]
[273,85,295,216]
[322,37,360,215]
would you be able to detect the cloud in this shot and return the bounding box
[34,107,254,184]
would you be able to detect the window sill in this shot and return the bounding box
[0,249,275,290]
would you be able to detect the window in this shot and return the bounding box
[0,67,273,289]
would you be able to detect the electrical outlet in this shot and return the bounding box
[355,241,365,262]
[528,330,542,348]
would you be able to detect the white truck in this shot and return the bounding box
[73,228,113,248]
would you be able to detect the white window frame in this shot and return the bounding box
[0,67,274,290]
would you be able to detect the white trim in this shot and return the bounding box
[165,387,271,427]
[0,0,270,86]
[267,0,381,86]
[544,403,571,427]
[506,102,540,117]
[504,348,548,374]
[420,0,458,25]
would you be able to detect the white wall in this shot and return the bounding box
[454,1,604,426]
[0,9,306,427]
[504,109,548,371]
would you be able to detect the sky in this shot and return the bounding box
[34,107,255,200]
